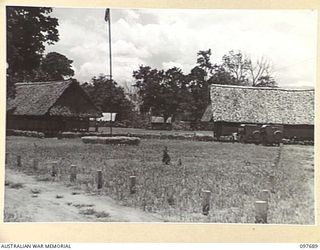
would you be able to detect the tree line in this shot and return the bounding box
[7,6,277,125]
[133,49,276,122]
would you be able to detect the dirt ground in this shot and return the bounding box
[4,168,162,222]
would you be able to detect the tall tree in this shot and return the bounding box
[221,50,251,85]
[255,75,277,87]
[82,75,133,121]
[197,49,213,77]
[161,67,186,120]
[209,64,237,86]
[132,66,164,115]
[248,56,276,87]
[6,6,59,96]
[220,51,277,87]
[133,65,188,121]
[38,52,74,81]
[186,66,210,120]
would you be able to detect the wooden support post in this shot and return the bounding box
[70,165,77,182]
[269,175,275,193]
[167,194,175,206]
[51,161,58,177]
[97,170,103,189]
[129,176,136,194]
[261,189,270,202]
[255,201,268,223]
[202,190,211,216]
[17,155,21,168]
[33,159,39,171]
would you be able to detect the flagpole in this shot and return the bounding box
[108,10,112,81]
[107,9,113,136]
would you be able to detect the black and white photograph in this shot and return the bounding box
[4,6,316,224]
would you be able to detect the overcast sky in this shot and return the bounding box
[46,8,317,88]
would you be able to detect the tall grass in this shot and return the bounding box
[5,136,314,224]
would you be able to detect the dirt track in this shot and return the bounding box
[4,169,162,222]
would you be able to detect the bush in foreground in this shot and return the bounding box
[81,136,141,145]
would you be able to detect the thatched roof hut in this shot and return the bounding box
[7,80,101,118]
[201,84,314,139]
[7,80,101,135]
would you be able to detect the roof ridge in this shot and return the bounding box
[211,84,314,92]
[15,80,71,86]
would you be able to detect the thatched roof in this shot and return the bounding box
[7,80,101,118]
[201,104,213,122]
[201,84,314,125]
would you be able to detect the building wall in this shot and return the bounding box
[7,115,89,135]
[214,122,240,138]
[7,115,62,133]
[283,125,314,140]
[213,121,314,140]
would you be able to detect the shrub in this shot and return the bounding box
[81,136,141,145]
[6,129,44,138]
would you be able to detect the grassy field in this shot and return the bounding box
[5,135,314,224]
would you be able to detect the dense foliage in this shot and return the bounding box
[36,52,74,81]
[82,75,133,121]
[6,6,59,96]
[133,49,277,122]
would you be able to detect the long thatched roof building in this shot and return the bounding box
[201,84,314,139]
[7,80,101,135]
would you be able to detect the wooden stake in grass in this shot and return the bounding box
[97,170,103,189]
[33,159,39,171]
[202,190,211,216]
[70,165,77,182]
[129,176,136,194]
[51,161,58,177]
[17,155,21,168]
[255,201,268,223]
[261,189,270,202]
[269,175,275,193]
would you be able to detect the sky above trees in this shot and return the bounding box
[46,8,317,88]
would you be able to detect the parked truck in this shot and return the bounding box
[260,124,284,146]
[237,124,261,144]
[238,124,283,146]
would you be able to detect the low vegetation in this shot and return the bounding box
[6,181,24,189]
[5,135,314,224]
[4,210,29,222]
[31,188,41,194]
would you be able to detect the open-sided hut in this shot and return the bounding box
[7,80,101,135]
[150,116,172,130]
[201,84,314,140]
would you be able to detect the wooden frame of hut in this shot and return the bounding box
[201,84,314,140]
[7,80,102,136]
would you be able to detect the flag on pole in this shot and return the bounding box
[105,8,110,22]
